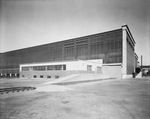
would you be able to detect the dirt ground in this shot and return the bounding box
[0,77,150,119]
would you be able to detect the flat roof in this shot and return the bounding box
[122,24,136,45]
[20,59,103,66]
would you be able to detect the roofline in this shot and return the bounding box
[102,63,122,66]
[141,65,150,68]
[134,53,138,59]
[121,24,136,45]
[20,59,86,66]
[20,59,103,66]
[1,28,122,53]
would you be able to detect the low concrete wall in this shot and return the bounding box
[102,65,122,78]
[61,74,110,82]
[20,70,98,79]
[136,72,142,78]
[0,68,19,75]
[122,74,133,79]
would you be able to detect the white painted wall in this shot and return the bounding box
[122,25,136,78]
[20,60,102,72]
[102,64,122,78]
[122,26,127,77]
[65,61,84,70]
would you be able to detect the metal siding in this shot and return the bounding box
[0,29,122,74]
[127,35,134,74]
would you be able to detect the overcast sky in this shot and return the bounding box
[0,0,149,65]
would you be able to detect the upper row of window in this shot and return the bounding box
[22,65,66,71]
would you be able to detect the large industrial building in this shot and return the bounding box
[0,25,138,79]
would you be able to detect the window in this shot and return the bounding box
[63,65,66,70]
[40,75,44,78]
[47,75,51,78]
[90,43,97,55]
[55,76,59,79]
[47,65,54,70]
[76,44,88,59]
[22,67,30,71]
[64,46,74,59]
[39,66,46,71]
[107,42,111,51]
[99,43,104,53]
[111,42,114,50]
[34,75,37,78]
[54,48,62,61]
[17,74,19,77]
[47,65,66,70]
[87,65,92,71]
[118,40,122,49]
[33,66,46,71]
[97,66,101,72]
[55,65,62,70]
[33,66,37,71]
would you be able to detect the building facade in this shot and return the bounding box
[20,60,102,79]
[0,25,138,78]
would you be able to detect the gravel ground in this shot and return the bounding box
[0,77,150,119]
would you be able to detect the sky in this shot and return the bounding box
[0,0,149,65]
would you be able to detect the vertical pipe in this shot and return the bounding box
[141,55,143,77]
[141,55,142,69]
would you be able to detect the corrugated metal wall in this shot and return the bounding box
[126,32,135,74]
[0,29,122,75]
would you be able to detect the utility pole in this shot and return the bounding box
[148,23,150,64]
[141,55,143,77]
[141,55,143,69]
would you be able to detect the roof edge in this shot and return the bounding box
[121,24,136,45]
